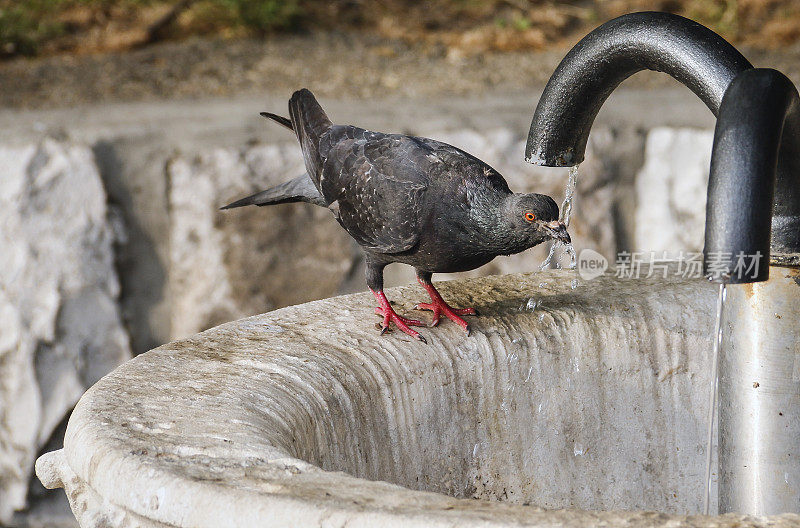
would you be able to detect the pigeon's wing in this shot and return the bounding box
[320,131,430,254]
[411,136,512,194]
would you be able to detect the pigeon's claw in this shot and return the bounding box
[414,302,476,326]
[371,290,427,343]
[414,301,475,332]
[374,307,425,327]
[416,280,477,334]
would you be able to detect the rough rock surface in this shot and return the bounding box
[0,140,131,523]
[635,128,714,254]
[92,136,174,356]
[36,271,800,526]
[168,143,355,339]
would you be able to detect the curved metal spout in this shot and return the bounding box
[704,68,800,283]
[526,11,800,284]
[525,12,752,166]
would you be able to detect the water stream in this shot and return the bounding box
[538,162,728,514]
[560,164,579,227]
[540,165,579,270]
[703,282,727,515]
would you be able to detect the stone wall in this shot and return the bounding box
[1,92,716,524]
[0,140,130,523]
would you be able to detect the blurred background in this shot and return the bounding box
[1,0,799,526]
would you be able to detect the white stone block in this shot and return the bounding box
[635,128,714,255]
[0,140,130,522]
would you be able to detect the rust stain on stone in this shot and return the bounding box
[743,282,755,299]
[791,267,800,287]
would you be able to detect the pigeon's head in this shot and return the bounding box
[504,193,571,249]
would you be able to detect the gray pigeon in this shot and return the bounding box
[222,89,570,342]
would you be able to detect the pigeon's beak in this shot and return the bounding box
[544,221,571,244]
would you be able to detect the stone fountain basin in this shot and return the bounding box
[36,271,800,527]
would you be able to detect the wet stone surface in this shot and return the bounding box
[36,270,800,527]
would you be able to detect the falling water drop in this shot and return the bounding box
[539,241,560,271]
[561,165,580,228]
[703,282,727,516]
[540,165,579,270]
[563,243,577,269]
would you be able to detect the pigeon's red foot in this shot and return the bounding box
[415,279,477,334]
[371,289,427,343]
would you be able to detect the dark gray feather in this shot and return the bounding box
[289,89,332,188]
[220,173,326,209]
[260,112,293,131]
[318,129,430,253]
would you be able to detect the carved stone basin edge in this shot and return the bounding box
[35,271,800,527]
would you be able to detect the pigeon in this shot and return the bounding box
[222,89,570,342]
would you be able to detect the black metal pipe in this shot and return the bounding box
[526,11,800,283]
[525,12,752,166]
[704,68,800,283]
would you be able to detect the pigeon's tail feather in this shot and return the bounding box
[289,89,331,140]
[288,89,332,182]
[220,174,326,210]
[260,112,293,131]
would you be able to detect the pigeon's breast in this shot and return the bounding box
[389,241,497,273]
[391,211,498,272]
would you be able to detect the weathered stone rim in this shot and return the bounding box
[37,271,800,527]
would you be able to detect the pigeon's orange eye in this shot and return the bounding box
[524,212,536,222]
